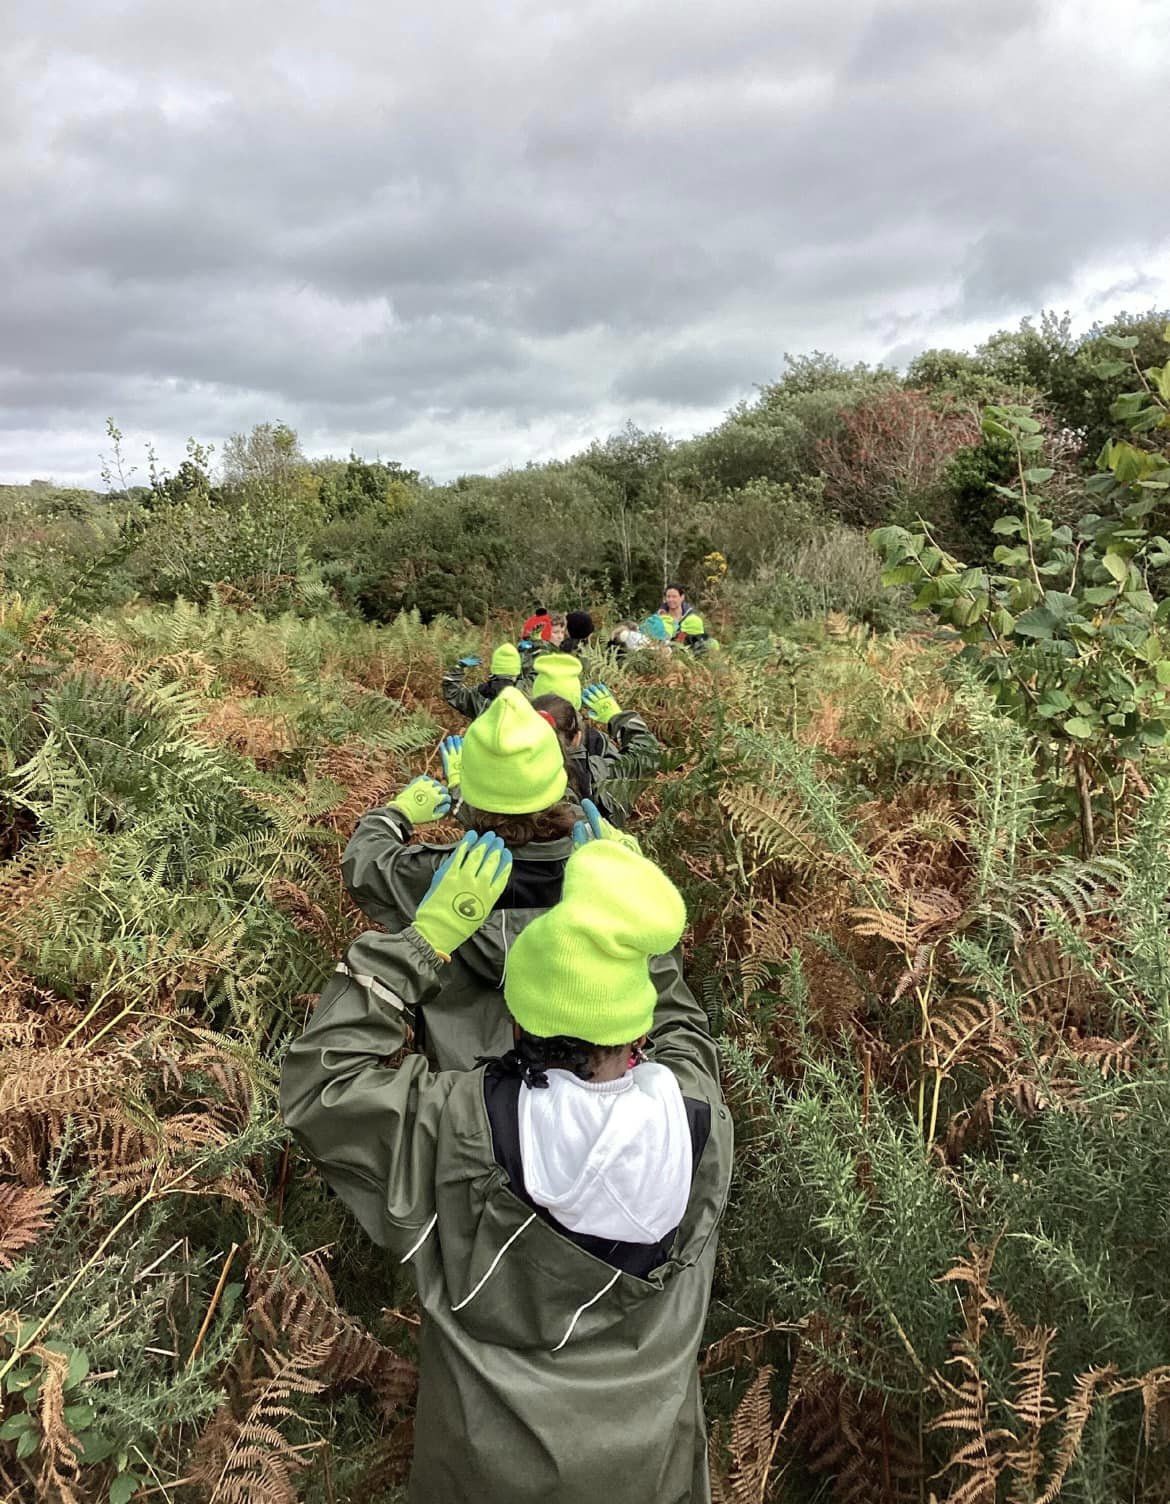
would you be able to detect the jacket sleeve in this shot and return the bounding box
[590,711,663,823]
[646,949,722,1103]
[517,643,544,690]
[280,926,457,1257]
[608,710,662,773]
[441,662,485,721]
[342,807,436,928]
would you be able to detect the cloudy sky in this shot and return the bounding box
[3,0,1169,487]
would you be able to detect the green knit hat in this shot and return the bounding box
[504,842,686,1045]
[460,686,568,815]
[530,652,583,709]
[490,642,522,677]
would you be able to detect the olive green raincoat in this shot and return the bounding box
[342,807,571,1070]
[280,924,732,1504]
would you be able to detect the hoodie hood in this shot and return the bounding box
[518,1064,692,1243]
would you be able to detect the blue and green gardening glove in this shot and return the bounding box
[389,775,452,827]
[582,683,622,726]
[412,831,513,959]
[571,797,642,855]
[439,735,463,791]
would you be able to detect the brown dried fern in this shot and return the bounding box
[1003,1322,1059,1504]
[1034,1365,1118,1504]
[783,1318,922,1504]
[931,1247,1011,1503]
[712,1365,778,1504]
[194,1340,329,1504]
[701,1323,787,1376]
[248,1240,417,1419]
[0,1183,53,1269]
[720,787,832,874]
[851,888,966,952]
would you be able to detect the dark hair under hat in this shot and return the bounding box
[566,610,594,641]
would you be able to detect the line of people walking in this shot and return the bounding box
[280,602,730,1503]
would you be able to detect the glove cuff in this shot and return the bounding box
[406,921,450,964]
[387,794,421,826]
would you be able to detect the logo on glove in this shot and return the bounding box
[454,892,485,922]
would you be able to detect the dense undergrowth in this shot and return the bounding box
[3,586,1170,1503]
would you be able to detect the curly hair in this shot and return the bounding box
[460,800,577,847]
[492,1030,630,1089]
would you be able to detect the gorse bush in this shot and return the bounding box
[651,632,1170,1502]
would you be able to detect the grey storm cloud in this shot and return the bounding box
[2,0,1169,484]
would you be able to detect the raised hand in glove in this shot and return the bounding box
[458,654,481,669]
[389,775,452,827]
[572,797,642,854]
[412,830,513,958]
[582,682,622,725]
[439,734,463,790]
[572,797,605,846]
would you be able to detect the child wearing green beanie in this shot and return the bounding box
[441,641,524,722]
[282,830,731,1504]
[529,651,583,708]
[341,689,584,1071]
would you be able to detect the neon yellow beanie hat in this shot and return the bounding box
[460,686,568,815]
[504,842,686,1045]
[530,652,583,709]
[491,642,521,677]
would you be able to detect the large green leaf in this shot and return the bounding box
[110,1473,143,1504]
[1043,591,1082,619]
[1013,607,1056,639]
[993,545,1029,568]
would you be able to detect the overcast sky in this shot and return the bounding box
[3,0,1169,487]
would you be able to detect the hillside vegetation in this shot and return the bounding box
[3,308,1170,1502]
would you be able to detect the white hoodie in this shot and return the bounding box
[518,1062,693,1244]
